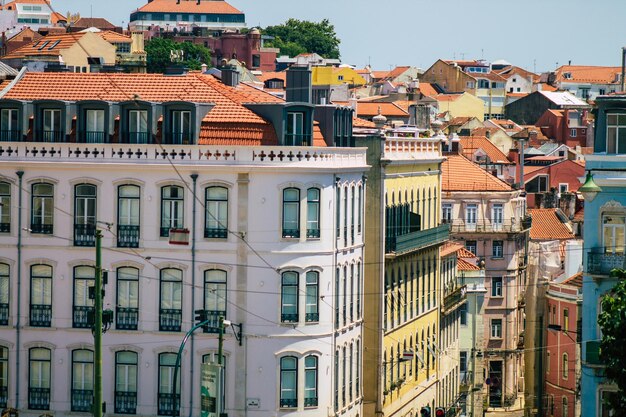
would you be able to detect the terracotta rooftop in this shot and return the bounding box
[496,65,539,82]
[471,127,501,137]
[334,101,408,118]
[74,17,116,29]
[0,0,49,10]
[441,242,465,257]
[458,258,480,271]
[418,83,439,97]
[448,116,475,126]
[382,65,411,80]
[353,117,376,128]
[537,83,557,92]
[256,71,286,83]
[436,93,463,102]
[528,208,575,240]
[555,65,622,84]
[134,0,242,14]
[442,154,513,192]
[3,32,92,59]
[561,272,582,288]
[459,136,512,164]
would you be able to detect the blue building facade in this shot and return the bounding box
[581,95,626,417]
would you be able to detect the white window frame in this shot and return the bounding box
[491,318,502,339]
[491,276,503,297]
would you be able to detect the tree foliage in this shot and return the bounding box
[598,270,626,413]
[145,38,211,73]
[263,18,341,59]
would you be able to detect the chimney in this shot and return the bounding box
[130,31,144,53]
[349,93,357,117]
[286,65,312,103]
[220,64,240,87]
[201,63,207,73]
[197,0,200,4]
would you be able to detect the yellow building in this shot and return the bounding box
[356,125,448,416]
[435,92,485,121]
[312,66,366,87]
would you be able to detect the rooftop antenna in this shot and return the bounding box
[533,59,536,74]
[460,52,466,60]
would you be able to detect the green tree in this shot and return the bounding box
[598,270,626,413]
[263,18,341,59]
[145,38,211,73]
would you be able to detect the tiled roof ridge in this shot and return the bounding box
[442,154,513,192]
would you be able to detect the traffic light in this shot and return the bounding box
[435,407,445,417]
[420,406,431,417]
[194,309,207,324]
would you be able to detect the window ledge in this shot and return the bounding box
[490,295,504,299]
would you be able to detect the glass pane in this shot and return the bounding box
[119,185,140,198]
[618,127,626,154]
[86,109,105,131]
[307,188,319,201]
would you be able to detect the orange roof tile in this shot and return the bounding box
[3,32,91,59]
[561,272,582,288]
[537,83,557,92]
[353,117,376,128]
[441,242,464,257]
[97,30,132,43]
[459,136,512,164]
[458,258,480,271]
[555,65,622,85]
[312,121,327,147]
[135,0,242,14]
[74,17,116,29]
[436,93,463,102]
[51,11,67,25]
[442,154,512,192]
[0,0,49,10]
[471,127,501,137]
[507,92,528,98]
[255,71,286,83]
[528,209,575,240]
[417,83,439,97]
[351,101,408,118]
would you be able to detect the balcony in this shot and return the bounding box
[304,397,318,407]
[204,227,228,239]
[78,131,107,144]
[0,302,8,325]
[448,219,527,234]
[385,223,450,255]
[157,393,180,416]
[159,309,181,332]
[282,228,300,239]
[71,389,93,412]
[28,387,50,410]
[587,251,625,276]
[117,225,140,248]
[36,130,64,143]
[201,310,225,334]
[121,131,150,144]
[442,285,467,315]
[30,304,51,327]
[305,312,319,322]
[74,223,96,247]
[382,136,442,161]
[281,312,298,323]
[280,398,297,408]
[163,132,192,145]
[115,391,137,414]
[306,228,320,239]
[0,222,9,233]
[73,305,94,328]
[285,133,312,146]
[30,223,53,234]
[0,129,21,142]
[116,307,138,330]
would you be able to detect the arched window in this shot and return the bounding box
[0,182,11,233]
[204,269,227,332]
[159,268,182,332]
[280,356,297,408]
[304,355,318,407]
[205,186,228,238]
[74,184,97,247]
[282,188,300,238]
[0,263,8,326]
[0,345,8,408]
[281,272,298,323]
[305,271,319,322]
[28,347,51,410]
[31,183,53,234]
[115,351,138,414]
[157,353,179,415]
[30,264,52,327]
[73,266,95,328]
[306,188,320,238]
[117,185,140,248]
[71,349,94,412]
[160,186,184,237]
[116,267,139,330]
[562,353,568,379]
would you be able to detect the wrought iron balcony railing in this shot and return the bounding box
[159,309,182,332]
[0,302,8,326]
[28,387,50,410]
[587,250,626,276]
[74,223,96,247]
[73,305,94,328]
[157,393,180,416]
[116,307,138,330]
[30,304,52,327]
[117,225,140,248]
[115,391,137,414]
[71,389,93,412]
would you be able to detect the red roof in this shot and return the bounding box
[555,65,622,85]
[353,117,376,128]
[135,0,242,14]
[459,136,512,164]
[528,209,575,240]
[442,154,513,192]
[255,71,286,84]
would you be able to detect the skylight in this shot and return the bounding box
[37,41,50,50]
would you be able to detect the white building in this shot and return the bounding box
[0,69,366,417]
[0,0,58,38]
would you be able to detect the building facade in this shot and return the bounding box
[0,69,366,417]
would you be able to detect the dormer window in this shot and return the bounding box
[606,113,626,154]
[0,108,20,142]
[41,109,62,142]
[563,72,572,79]
[84,109,105,143]
[167,110,191,145]
[127,110,148,144]
[286,111,309,146]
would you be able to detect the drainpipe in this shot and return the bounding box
[15,170,23,409]
[332,174,339,416]
[188,173,198,417]
[621,47,626,93]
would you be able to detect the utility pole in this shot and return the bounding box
[94,230,103,417]
[217,315,224,416]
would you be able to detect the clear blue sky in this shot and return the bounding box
[52,0,626,73]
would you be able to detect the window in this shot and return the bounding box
[350,186,355,244]
[281,271,298,322]
[305,271,319,322]
[157,353,180,416]
[465,240,477,254]
[304,355,318,407]
[84,109,105,143]
[204,269,226,332]
[128,110,148,144]
[117,185,140,248]
[343,186,348,245]
[562,397,568,417]
[460,351,468,382]
[459,303,467,325]
[30,265,52,327]
[492,240,503,258]
[606,113,626,154]
[307,188,320,238]
[491,318,502,339]
[159,269,182,332]
[28,348,51,410]
[205,187,228,238]
[336,186,341,238]
[603,215,625,253]
[570,128,577,138]
[0,346,7,408]
[169,110,191,144]
[580,88,590,99]
[116,267,139,330]
[562,353,568,379]
[0,108,19,141]
[491,276,503,297]
[115,351,138,414]
[547,351,550,374]
[563,308,569,332]
[527,175,548,193]
[355,340,361,396]
[73,266,94,328]
[442,203,452,223]
[357,185,363,234]
[465,203,477,228]
[71,349,94,412]
[0,183,9,233]
[160,186,184,237]
[31,183,53,234]
[280,356,297,408]
[356,262,361,320]
[599,89,606,96]
[42,109,62,142]
[74,184,97,247]
[559,183,569,193]
[282,188,300,238]
[600,390,616,417]
[286,112,306,146]
[492,203,503,229]
[0,264,8,326]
